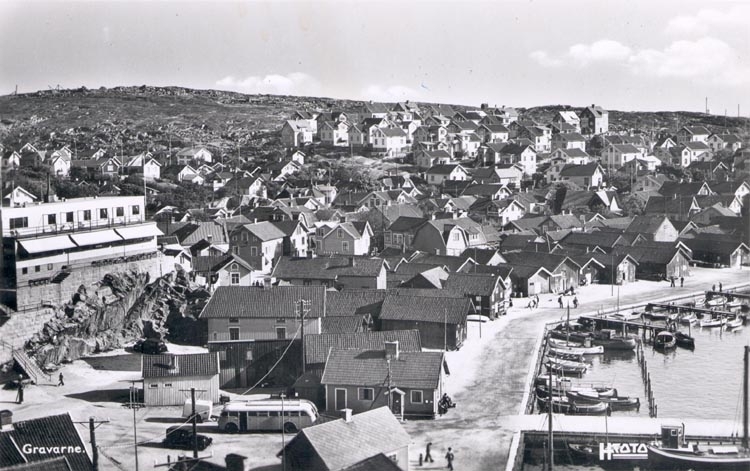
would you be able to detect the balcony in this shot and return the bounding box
[8,216,148,240]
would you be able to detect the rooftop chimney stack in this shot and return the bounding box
[342,408,353,423]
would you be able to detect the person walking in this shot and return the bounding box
[719,282,723,292]
[445,448,454,470]
[712,284,716,292]
[558,296,563,309]
[670,276,675,287]
[425,442,434,463]
[680,276,684,288]
[16,378,24,404]
[58,372,64,387]
[573,296,579,309]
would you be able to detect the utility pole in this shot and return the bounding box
[179,387,207,459]
[121,384,144,471]
[73,417,109,471]
[296,299,311,374]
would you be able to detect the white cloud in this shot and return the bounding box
[215,72,321,96]
[530,37,749,87]
[567,40,632,66]
[666,6,750,36]
[629,37,750,86]
[361,84,425,102]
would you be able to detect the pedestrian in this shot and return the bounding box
[573,296,578,309]
[16,379,24,404]
[425,442,434,463]
[527,300,533,310]
[508,298,513,308]
[719,282,723,292]
[445,447,454,470]
[558,296,563,309]
[670,276,675,287]
[535,294,540,307]
[58,372,64,387]
[680,276,684,288]
[712,284,716,292]
[419,453,423,466]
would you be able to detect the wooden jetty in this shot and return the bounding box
[647,302,735,318]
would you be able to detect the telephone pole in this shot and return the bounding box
[180,387,207,459]
[296,299,311,374]
[73,417,109,471]
[122,384,144,471]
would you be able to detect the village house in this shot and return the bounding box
[314,221,372,256]
[589,252,639,284]
[444,272,509,318]
[470,197,526,226]
[280,407,410,471]
[320,343,447,419]
[2,185,38,207]
[176,147,213,165]
[281,120,315,147]
[384,216,427,251]
[378,293,470,349]
[273,256,387,290]
[471,165,524,186]
[476,123,510,143]
[141,352,220,406]
[425,163,471,186]
[551,132,587,151]
[411,217,494,256]
[483,143,537,176]
[462,183,512,201]
[613,243,691,280]
[229,221,286,273]
[707,133,743,153]
[579,104,609,135]
[676,125,711,144]
[123,152,162,180]
[502,263,552,297]
[71,155,121,179]
[555,163,604,189]
[553,110,581,132]
[604,144,641,169]
[518,125,552,152]
[371,127,408,156]
[320,120,351,147]
[503,252,581,294]
[670,142,712,167]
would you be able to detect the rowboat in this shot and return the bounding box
[548,338,604,354]
[700,316,727,328]
[674,331,695,350]
[536,396,609,415]
[547,348,585,362]
[679,313,698,325]
[566,390,641,411]
[609,311,642,322]
[545,359,587,376]
[726,317,744,330]
[653,331,677,351]
[643,310,668,321]
[591,329,637,351]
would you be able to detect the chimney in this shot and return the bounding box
[341,408,353,423]
[225,454,248,471]
[207,234,213,243]
[385,341,399,360]
[431,213,437,220]
[263,277,271,290]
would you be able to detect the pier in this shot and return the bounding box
[636,341,657,417]
[647,302,736,318]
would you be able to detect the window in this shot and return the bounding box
[452,233,459,241]
[218,351,227,361]
[231,273,240,285]
[66,212,74,223]
[232,246,239,254]
[359,388,374,401]
[411,390,423,403]
[47,264,53,271]
[83,210,91,221]
[35,266,40,273]
[21,267,28,275]
[132,205,140,215]
[230,263,239,271]
[342,241,350,252]
[337,228,343,238]
[229,317,239,324]
[149,384,158,388]
[99,208,108,219]
[229,327,240,341]
[164,383,172,388]
[241,233,248,242]
[250,247,258,257]
[116,207,124,217]
[276,318,286,323]
[245,351,253,361]
[9,217,28,230]
[276,327,286,340]
[47,214,56,225]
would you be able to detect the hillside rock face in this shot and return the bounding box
[26,267,208,366]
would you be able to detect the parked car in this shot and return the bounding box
[133,338,168,354]
[163,426,212,451]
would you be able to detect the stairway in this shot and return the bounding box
[11,348,51,385]
[51,270,72,284]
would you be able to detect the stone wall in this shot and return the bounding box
[0,307,55,363]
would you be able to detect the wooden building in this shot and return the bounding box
[141,353,220,406]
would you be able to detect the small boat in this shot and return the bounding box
[546,356,589,369]
[700,316,727,328]
[547,339,605,355]
[654,331,677,351]
[706,297,725,307]
[643,310,668,321]
[545,360,587,377]
[568,442,599,461]
[534,374,572,389]
[548,329,592,344]
[547,348,585,362]
[610,311,642,322]
[567,390,641,411]
[591,329,637,351]
[680,313,698,325]
[726,317,743,330]
[536,395,609,415]
[674,331,695,349]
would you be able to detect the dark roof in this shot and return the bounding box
[379,294,470,324]
[238,221,287,241]
[612,244,686,265]
[459,248,500,265]
[142,353,219,378]
[281,407,410,470]
[305,330,422,365]
[387,216,427,233]
[321,348,443,389]
[561,231,625,249]
[273,257,385,280]
[426,164,463,175]
[0,414,93,470]
[320,315,364,334]
[192,254,233,273]
[344,453,404,471]
[2,457,74,471]
[559,163,601,177]
[657,181,710,197]
[444,272,499,296]
[325,290,388,317]
[200,286,326,319]
[502,251,580,271]
[409,252,472,271]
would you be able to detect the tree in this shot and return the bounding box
[619,194,646,217]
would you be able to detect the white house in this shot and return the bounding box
[176,147,213,165]
[425,164,471,186]
[281,120,315,148]
[604,144,641,169]
[371,127,408,156]
[142,353,220,406]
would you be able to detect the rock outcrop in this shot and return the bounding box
[26,267,209,366]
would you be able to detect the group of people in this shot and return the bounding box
[420,442,455,470]
[669,276,685,287]
[526,294,540,309]
[557,295,578,309]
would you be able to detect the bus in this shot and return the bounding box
[218,399,319,433]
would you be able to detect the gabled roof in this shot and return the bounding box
[142,353,219,378]
[409,252,474,272]
[559,163,602,177]
[426,164,466,175]
[444,272,500,296]
[321,348,444,389]
[680,125,710,135]
[172,221,228,246]
[503,251,580,272]
[321,315,364,334]
[345,453,405,471]
[237,221,287,241]
[683,141,711,151]
[200,286,327,319]
[0,414,93,470]
[387,216,427,233]
[379,294,471,324]
[554,147,590,158]
[281,407,410,471]
[610,144,640,153]
[273,256,385,280]
[305,330,422,365]
[625,215,675,234]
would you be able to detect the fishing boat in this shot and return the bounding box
[726,316,743,330]
[536,395,609,415]
[591,329,637,351]
[674,331,695,350]
[643,310,669,321]
[568,442,599,461]
[548,339,604,354]
[548,328,592,344]
[610,311,643,322]
[679,312,698,325]
[566,390,640,411]
[647,346,750,470]
[545,359,587,376]
[706,297,725,307]
[653,330,677,351]
[547,348,585,362]
[534,374,572,389]
[700,316,727,328]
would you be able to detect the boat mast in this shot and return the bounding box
[744,345,748,449]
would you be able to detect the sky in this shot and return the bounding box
[0,0,748,113]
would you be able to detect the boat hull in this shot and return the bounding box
[647,445,750,470]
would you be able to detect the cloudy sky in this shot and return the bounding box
[1,0,748,113]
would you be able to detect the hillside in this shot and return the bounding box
[2,86,748,159]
